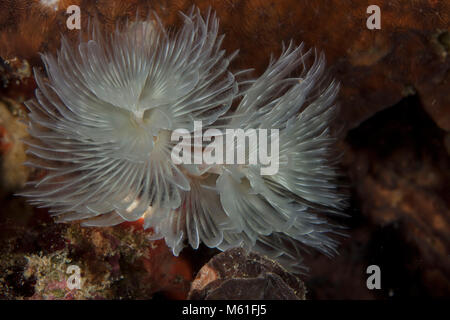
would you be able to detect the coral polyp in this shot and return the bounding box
[22,7,346,273]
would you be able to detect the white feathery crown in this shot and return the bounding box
[22,7,347,273]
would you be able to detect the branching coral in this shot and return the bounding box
[21,7,347,273]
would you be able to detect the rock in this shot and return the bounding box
[0,0,448,131]
[0,211,194,299]
[0,99,29,197]
[189,248,306,300]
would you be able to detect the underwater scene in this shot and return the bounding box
[0,0,448,302]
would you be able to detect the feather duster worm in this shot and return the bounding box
[21,7,346,273]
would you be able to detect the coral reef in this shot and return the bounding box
[0,208,193,299]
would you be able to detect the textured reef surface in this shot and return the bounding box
[0,0,449,299]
